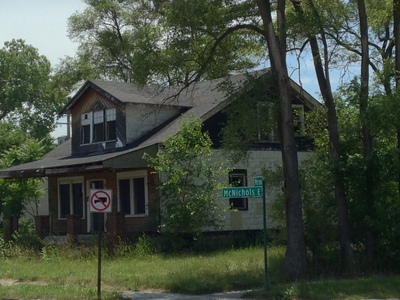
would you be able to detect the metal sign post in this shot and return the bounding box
[89,189,112,300]
[255,177,268,288]
[97,214,102,300]
[221,177,268,287]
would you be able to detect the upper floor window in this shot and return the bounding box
[256,103,305,142]
[81,108,116,145]
[292,104,305,136]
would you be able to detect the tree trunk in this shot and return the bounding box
[291,0,353,265]
[357,0,375,262]
[394,0,400,195]
[257,0,307,279]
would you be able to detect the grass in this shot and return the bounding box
[0,241,399,299]
[0,244,280,299]
[244,276,400,299]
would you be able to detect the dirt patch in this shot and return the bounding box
[0,279,19,286]
[0,278,47,287]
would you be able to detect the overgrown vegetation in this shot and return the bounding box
[1,226,399,300]
[144,116,231,249]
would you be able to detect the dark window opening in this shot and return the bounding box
[229,169,248,210]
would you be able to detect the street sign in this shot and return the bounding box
[254,176,263,186]
[222,186,263,198]
[90,189,112,213]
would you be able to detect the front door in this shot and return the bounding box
[87,180,106,232]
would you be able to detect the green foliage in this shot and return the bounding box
[221,72,279,161]
[0,39,66,138]
[65,0,264,85]
[0,137,51,218]
[144,115,230,239]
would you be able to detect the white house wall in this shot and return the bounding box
[219,150,313,231]
[157,149,313,232]
[22,178,49,222]
[125,103,181,144]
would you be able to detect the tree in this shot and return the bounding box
[144,116,230,241]
[0,136,52,240]
[66,0,263,86]
[288,0,353,264]
[0,39,66,139]
[0,39,64,239]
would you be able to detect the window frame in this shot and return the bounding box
[80,108,117,145]
[117,170,148,217]
[228,169,248,210]
[58,176,85,220]
[255,102,305,142]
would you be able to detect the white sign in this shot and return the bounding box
[90,189,112,213]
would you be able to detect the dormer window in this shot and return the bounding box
[80,108,116,145]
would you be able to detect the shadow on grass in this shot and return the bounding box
[164,269,265,294]
[242,275,400,299]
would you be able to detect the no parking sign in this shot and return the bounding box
[89,189,112,213]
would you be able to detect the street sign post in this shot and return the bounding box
[221,176,268,287]
[89,189,113,300]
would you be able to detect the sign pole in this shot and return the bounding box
[262,178,268,288]
[97,214,102,300]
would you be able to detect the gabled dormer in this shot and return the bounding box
[59,80,189,155]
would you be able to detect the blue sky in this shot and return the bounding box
[0,0,86,66]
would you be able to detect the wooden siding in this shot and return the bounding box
[48,168,159,235]
[70,89,127,155]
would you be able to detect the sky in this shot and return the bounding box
[0,0,86,65]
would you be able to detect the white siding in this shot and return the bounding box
[125,103,181,144]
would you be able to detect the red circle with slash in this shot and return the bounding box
[90,190,111,212]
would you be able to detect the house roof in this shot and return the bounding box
[0,70,321,179]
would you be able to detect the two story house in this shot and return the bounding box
[0,70,321,239]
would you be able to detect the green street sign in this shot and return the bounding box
[222,186,263,198]
[254,176,263,186]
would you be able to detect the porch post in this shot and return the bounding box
[66,214,81,243]
[34,215,50,238]
[3,215,18,242]
[106,211,125,248]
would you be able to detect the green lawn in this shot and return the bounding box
[0,243,399,299]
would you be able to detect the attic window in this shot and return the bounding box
[292,104,305,136]
[255,103,305,142]
[80,108,117,145]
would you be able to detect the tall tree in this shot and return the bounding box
[66,0,263,85]
[356,0,376,261]
[256,0,307,278]
[394,0,400,194]
[289,0,353,264]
